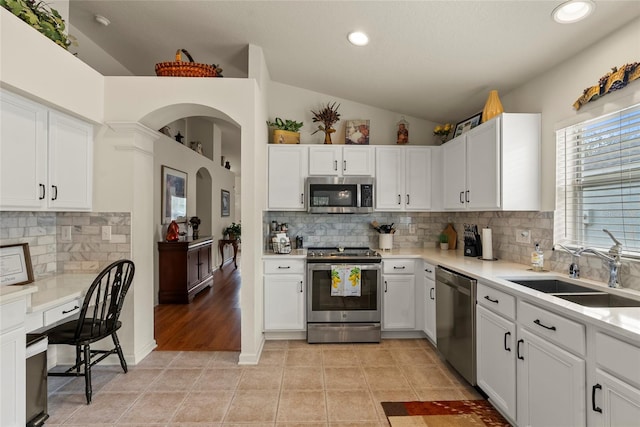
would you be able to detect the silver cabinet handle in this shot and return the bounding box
[278,266,291,269]
[430,287,435,300]
[398,194,401,205]
[393,266,406,270]
[299,281,303,293]
[460,191,464,204]
[343,160,346,171]
[384,280,388,292]
[301,193,304,204]
[334,160,338,171]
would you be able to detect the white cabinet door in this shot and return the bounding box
[442,136,466,209]
[375,147,404,210]
[47,111,93,210]
[382,274,416,330]
[309,146,340,175]
[477,305,517,421]
[0,327,26,427]
[517,327,586,427]
[0,90,47,210]
[264,274,305,330]
[342,146,374,176]
[405,147,432,210]
[592,369,640,427]
[466,118,500,210]
[268,145,308,210]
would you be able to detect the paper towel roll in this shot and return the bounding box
[482,228,493,260]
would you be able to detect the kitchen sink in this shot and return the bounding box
[506,279,598,294]
[554,293,640,307]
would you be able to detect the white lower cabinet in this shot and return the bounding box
[592,369,640,426]
[422,262,436,343]
[516,327,586,427]
[0,298,27,427]
[382,260,416,330]
[263,260,305,331]
[477,305,516,420]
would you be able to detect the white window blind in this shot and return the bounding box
[555,103,640,256]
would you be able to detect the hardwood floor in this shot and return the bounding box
[154,258,241,351]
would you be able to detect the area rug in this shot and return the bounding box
[381,400,511,427]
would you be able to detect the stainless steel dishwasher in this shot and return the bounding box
[436,266,477,385]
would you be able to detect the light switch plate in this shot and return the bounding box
[516,229,531,244]
[101,226,112,241]
[409,224,416,234]
[61,226,72,241]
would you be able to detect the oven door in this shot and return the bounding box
[307,262,381,323]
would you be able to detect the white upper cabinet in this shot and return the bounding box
[268,145,308,211]
[308,146,374,176]
[442,113,540,211]
[376,146,432,211]
[0,90,93,211]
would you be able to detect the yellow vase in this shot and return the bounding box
[482,90,504,123]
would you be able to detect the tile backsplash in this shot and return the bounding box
[264,211,640,291]
[0,211,131,279]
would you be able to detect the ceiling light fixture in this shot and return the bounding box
[94,14,111,27]
[347,31,369,46]
[552,0,595,24]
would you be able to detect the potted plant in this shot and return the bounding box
[224,222,241,241]
[1,0,74,49]
[439,233,449,250]
[266,117,303,144]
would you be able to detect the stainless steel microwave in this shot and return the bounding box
[306,177,374,213]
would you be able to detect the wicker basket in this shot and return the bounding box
[155,49,218,77]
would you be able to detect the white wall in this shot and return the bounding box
[268,81,440,146]
[502,17,640,211]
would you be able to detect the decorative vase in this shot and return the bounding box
[482,90,504,123]
[324,128,336,144]
[166,220,180,242]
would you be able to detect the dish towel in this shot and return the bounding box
[331,265,361,297]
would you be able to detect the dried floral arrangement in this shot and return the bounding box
[574,62,640,110]
[311,102,341,144]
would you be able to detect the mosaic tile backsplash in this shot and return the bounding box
[264,211,640,291]
[0,212,131,278]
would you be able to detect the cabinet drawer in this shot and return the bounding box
[518,300,585,356]
[44,299,81,326]
[423,262,436,280]
[264,260,305,274]
[0,299,26,333]
[383,260,415,274]
[477,282,516,320]
[596,332,640,386]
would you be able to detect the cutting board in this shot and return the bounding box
[442,223,457,250]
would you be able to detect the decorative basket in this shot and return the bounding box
[155,49,218,77]
[272,240,292,254]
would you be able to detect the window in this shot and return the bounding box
[555,103,640,256]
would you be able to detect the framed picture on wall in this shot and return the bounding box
[161,166,187,224]
[221,189,230,217]
[0,243,34,286]
[345,120,370,145]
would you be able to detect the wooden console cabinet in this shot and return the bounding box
[158,237,214,304]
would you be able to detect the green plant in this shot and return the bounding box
[439,233,449,244]
[225,222,241,237]
[266,117,303,132]
[1,0,74,49]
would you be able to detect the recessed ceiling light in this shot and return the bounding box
[347,31,369,46]
[552,0,595,24]
[94,14,111,26]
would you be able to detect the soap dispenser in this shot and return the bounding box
[531,243,544,272]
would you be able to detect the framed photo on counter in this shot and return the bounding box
[0,243,34,286]
[453,112,483,139]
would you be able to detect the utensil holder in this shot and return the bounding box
[379,234,393,251]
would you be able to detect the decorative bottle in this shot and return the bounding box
[482,90,504,123]
[531,242,544,272]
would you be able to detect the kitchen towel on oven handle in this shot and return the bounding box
[330,265,361,297]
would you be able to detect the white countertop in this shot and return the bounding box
[26,274,95,312]
[264,247,640,342]
[0,283,37,305]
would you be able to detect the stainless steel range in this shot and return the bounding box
[306,247,382,343]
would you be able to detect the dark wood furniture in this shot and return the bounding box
[218,239,239,270]
[158,237,213,304]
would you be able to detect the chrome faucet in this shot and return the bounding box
[553,243,580,278]
[553,230,623,288]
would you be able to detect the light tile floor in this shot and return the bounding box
[46,339,481,426]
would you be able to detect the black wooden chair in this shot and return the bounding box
[45,259,135,404]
